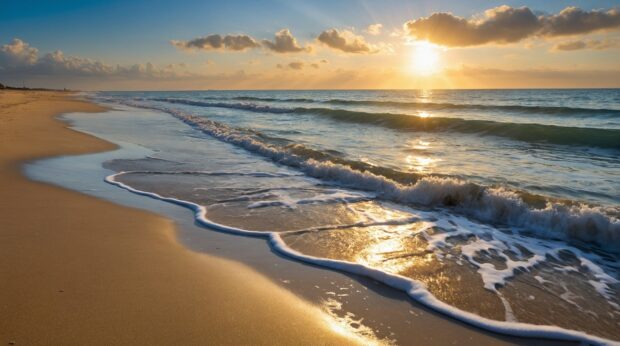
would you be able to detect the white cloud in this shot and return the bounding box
[0,38,191,79]
[0,39,39,69]
[365,24,383,36]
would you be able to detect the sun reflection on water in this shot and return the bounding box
[405,154,439,173]
[418,111,431,118]
[321,298,393,345]
[356,227,414,274]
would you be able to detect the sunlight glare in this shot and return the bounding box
[411,41,440,76]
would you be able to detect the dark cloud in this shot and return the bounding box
[405,6,620,47]
[262,29,309,53]
[172,34,260,51]
[317,29,376,53]
[541,7,620,36]
[404,6,540,47]
[553,38,620,51]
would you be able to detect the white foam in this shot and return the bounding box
[98,98,620,254]
[247,190,370,209]
[144,105,620,253]
[105,172,618,345]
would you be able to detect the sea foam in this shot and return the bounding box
[97,97,620,253]
[155,107,620,253]
[105,172,617,345]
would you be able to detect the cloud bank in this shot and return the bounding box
[0,38,189,79]
[553,38,620,51]
[405,6,620,47]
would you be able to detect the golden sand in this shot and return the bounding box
[0,90,357,345]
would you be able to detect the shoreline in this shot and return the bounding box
[86,100,608,345]
[0,90,360,345]
[2,90,594,345]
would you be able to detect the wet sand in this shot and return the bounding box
[0,90,582,345]
[0,90,358,345]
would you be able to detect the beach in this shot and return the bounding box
[0,0,620,345]
[1,89,613,345]
[2,1,619,344]
[86,89,618,344]
[0,90,361,345]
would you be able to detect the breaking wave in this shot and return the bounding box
[124,101,620,253]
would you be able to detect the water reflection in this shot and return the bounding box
[405,154,438,173]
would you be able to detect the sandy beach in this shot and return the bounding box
[0,90,359,345]
[3,2,618,343]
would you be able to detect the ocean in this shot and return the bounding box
[91,89,620,342]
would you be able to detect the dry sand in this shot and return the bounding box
[0,90,358,345]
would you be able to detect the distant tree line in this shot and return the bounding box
[0,81,70,91]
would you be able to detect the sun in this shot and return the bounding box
[411,41,441,76]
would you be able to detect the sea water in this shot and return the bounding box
[91,89,620,343]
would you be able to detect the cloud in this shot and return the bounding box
[317,29,377,53]
[553,38,620,51]
[171,34,260,52]
[262,29,309,53]
[288,61,304,70]
[540,7,620,36]
[404,6,540,47]
[276,59,325,70]
[404,6,620,47]
[445,64,620,88]
[365,24,383,35]
[0,39,39,69]
[0,38,191,79]
[37,50,115,76]
[276,61,305,70]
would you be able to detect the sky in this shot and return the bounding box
[1,0,619,90]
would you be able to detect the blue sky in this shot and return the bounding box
[1,0,619,89]
[2,0,615,64]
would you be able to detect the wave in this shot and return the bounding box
[153,98,620,149]
[105,172,615,345]
[233,96,314,103]
[95,96,620,343]
[102,98,620,251]
[122,101,620,253]
[216,95,620,117]
[110,170,299,178]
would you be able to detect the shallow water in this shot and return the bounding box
[92,90,620,343]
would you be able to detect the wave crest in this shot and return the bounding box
[153,97,620,149]
[137,103,620,252]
